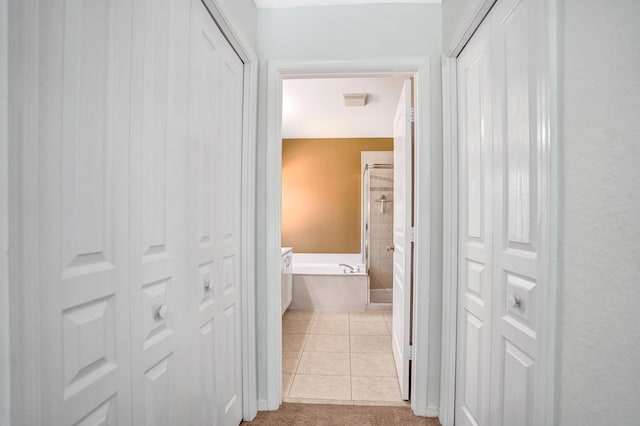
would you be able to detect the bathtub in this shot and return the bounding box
[289,254,369,311]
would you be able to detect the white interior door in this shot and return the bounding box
[455,0,551,424]
[455,19,494,426]
[129,0,189,424]
[391,79,413,401]
[36,1,134,424]
[187,1,244,425]
[489,0,548,424]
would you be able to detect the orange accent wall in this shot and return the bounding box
[282,138,393,253]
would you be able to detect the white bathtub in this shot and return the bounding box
[289,254,369,311]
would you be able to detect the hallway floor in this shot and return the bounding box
[282,310,406,406]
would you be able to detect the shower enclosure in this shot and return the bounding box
[362,152,394,304]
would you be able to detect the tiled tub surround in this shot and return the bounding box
[368,167,394,291]
[281,310,407,406]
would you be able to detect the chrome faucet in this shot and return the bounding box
[339,263,355,273]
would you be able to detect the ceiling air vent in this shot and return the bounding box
[343,93,368,107]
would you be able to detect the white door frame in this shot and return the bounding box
[439,1,559,425]
[264,57,434,416]
[6,0,259,422]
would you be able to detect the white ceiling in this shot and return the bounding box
[255,0,441,8]
[282,77,406,139]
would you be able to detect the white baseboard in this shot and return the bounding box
[425,405,440,417]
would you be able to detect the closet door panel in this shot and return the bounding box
[490,0,545,424]
[455,19,493,426]
[218,33,244,426]
[38,0,134,424]
[129,0,188,423]
[187,2,244,424]
[188,1,224,424]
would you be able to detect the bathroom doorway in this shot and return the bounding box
[278,75,413,405]
[264,58,436,415]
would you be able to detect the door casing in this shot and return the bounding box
[263,57,437,416]
[439,0,559,425]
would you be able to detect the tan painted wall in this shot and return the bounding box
[282,138,393,253]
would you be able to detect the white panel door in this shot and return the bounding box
[37,0,134,424]
[455,19,494,426]
[391,79,413,400]
[455,0,551,424]
[187,1,244,425]
[489,0,547,424]
[129,0,189,424]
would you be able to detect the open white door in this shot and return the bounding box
[392,79,413,400]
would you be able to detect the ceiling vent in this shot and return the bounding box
[343,93,368,107]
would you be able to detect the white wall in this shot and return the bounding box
[256,3,443,412]
[558,1,640,424]
[217,0,257,51]
[441,0,493,55]
[0,0,9,422]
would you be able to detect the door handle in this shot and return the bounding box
[155,304,168,320]
[386,245,395,252]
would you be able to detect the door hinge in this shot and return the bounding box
[408,227,415,243]
[408,345,413,360]
[408,107,415,123]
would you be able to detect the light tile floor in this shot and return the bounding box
[282,310,408,406]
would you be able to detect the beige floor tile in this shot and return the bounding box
[351,376,403,402]
[310,320,349,335]
[283,310,315,321]
[282,333,307,352]
[297,351,351,376]
[350,312,385,322]
[313,311,350,321]
[383,311,393,322]
[304,334,350,353]
[289,374,351,400]
[350,321,390,336]
[282,373,294,397]
[350,353,396,377]
[282,319,312,334]
[282,351,302,374]
[350,335,392,353]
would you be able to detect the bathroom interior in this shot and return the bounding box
[279,77,408,404]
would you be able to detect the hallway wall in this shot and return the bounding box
[558,0,640,424]
[217,0,257,50]
[256,3,443,414]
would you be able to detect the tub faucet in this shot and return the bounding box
[339,263,355,273]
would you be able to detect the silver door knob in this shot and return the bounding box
[155,304,168,319]
[386,245,395,252]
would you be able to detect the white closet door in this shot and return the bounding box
[455,0,551,424]
[129,0,189,424]
[187,1,244,425]
[455,19,494,426]
[489,0,548,424]
[37,0,134,424]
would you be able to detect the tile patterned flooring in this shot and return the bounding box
[282,310,408,406]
